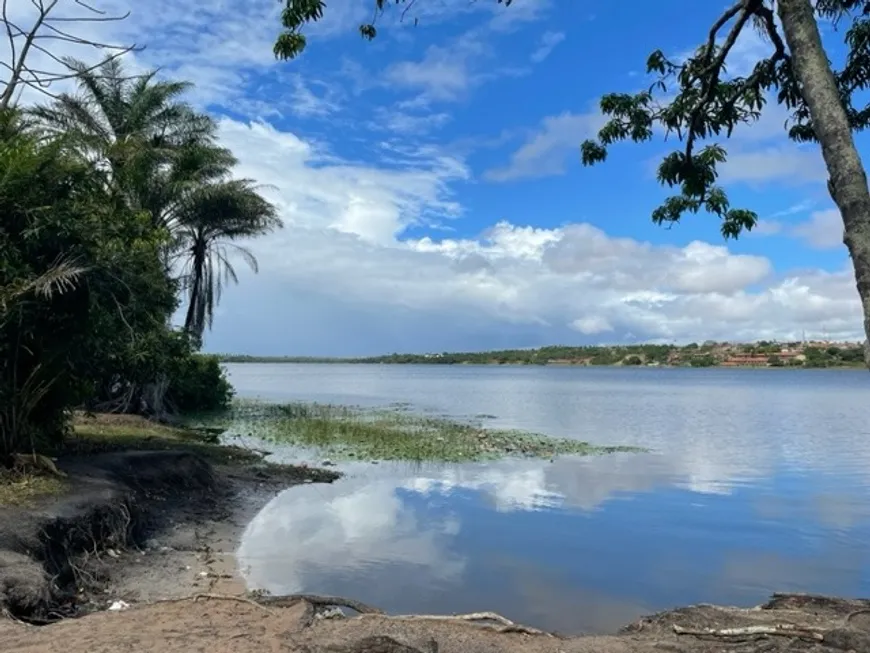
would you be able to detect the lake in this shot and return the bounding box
[225,363,870,634]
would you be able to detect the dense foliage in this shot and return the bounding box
[0,61,276,457]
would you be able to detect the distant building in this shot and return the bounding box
[721,355,769,367]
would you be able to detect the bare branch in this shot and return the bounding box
[0,0,138,109]
[45,10,130,23]
[36,19,135,51]
[73,0,108,14]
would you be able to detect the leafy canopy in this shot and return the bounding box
[272,0,870,239]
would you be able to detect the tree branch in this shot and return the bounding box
[685,2,757,158]
[0,0,138,109]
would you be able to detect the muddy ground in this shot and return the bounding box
[1,423,869,652]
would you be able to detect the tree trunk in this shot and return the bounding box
[184,245,206,337]
[777,0,870,368]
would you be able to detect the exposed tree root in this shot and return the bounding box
[359,611,555,637]
[159,593,552,637]
[256,593,384,615]
[155,593,276,615]
[673,623,824,641]
[844,608,870,624]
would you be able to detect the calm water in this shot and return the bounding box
[226,363,870,634]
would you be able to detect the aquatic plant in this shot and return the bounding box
[207,401,645,463]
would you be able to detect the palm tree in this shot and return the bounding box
[29,58,216,219]
[173,179,281,340]
[30,59,281,339]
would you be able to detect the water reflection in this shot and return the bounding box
[238,455,870,633]
[229,365,870,634]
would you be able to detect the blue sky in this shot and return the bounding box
[9,0,865,355]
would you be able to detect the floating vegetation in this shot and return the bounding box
[202,401,646,463]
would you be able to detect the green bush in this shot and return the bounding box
[0,113,173,455]
[167,353,234,414]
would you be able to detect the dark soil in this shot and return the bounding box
[0,449,338,623]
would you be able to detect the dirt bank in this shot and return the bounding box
[1,590,868,652]
[0,443,338,622]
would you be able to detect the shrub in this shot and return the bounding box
[167,353,234,414]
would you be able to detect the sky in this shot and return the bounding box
[6,0,867,355]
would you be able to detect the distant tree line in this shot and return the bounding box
[219,342,866,368]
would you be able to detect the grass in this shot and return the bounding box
[202,401,646,463]
[0,469,67,506]
[67,412,263,465]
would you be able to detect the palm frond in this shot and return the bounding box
[0,257,90,315]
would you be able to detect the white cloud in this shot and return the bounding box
[530,31,565,63]
[285,76,342,118]
[383,26,530,107]
[238,476,466,595]
[11,0,864,355]
[197,118,864,353]
[377,0,546,108]
[752,220,784,236]
[5,0,360,113]
[719,145,827,185]
[751,208,846,251]
[792,209,844,250]
[485,0,552,32]
[385,41,480,102]
[485,111,604,181]
[571,316,614,335]
[217,118,468,245]
[370,108,452,135]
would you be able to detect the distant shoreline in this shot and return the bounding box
[216,341,866,369]
[218,358,864,369]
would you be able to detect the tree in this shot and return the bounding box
[174,179,281,340]
[1,0,137,110]
[271,0,870,369]
[30,58,215,209]
[0,110,174,454]
[30,59,279,340]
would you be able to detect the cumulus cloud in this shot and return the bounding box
[202,118,863,353]
[12,0,863,356]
